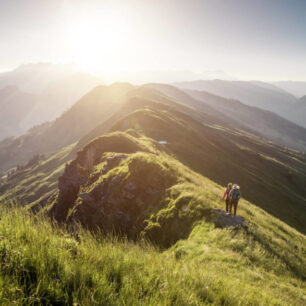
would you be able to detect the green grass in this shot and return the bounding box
[0,188,305,305]
[0,143,74,207]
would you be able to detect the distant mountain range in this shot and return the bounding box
[1,64,305,141]
[0,63,102,140]
[175,79,306,128]
[275,81,306,98]
[0,83,133,171]
[0,83,305,237]
[1,82,306,174]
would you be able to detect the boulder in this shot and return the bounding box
[210,209,249,229]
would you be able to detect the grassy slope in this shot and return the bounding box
[0,171,304,305]
[183,87,306,152]
[0,143,74,206]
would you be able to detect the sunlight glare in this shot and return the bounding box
[65,9,131,74]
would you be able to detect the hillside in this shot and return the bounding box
[0,148,305,304]
[147,83,306,152]
[174,79,306,128]
[86,105,306,233]
[184,88,306,152]
[2,94,306,235]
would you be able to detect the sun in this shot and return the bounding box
[64,9,131,74]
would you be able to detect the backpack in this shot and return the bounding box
[231,189,240,201]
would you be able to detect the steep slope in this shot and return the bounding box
[74,86,230,152]
[0,177,304,304]
[0,83,133,172]
[147,83,306,152]
[184,88,306,151]
[0,143,74,207]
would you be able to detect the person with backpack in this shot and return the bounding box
[228,184,241,216]
[222,183,232,213]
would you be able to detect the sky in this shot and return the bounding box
[0,0,306,81]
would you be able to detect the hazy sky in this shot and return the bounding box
[1,0,306,81]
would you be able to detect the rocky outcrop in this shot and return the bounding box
[50,132,179,240]
[210,209,249,228]
[50,133,143,222]
[67,152,177,238]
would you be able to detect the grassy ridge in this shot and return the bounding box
[0,193,305,305]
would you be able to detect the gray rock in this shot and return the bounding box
[210,209,248,229]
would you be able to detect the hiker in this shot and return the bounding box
[222,183,232,213]
[228,184,241,216]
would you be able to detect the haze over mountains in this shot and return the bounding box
[275,81,306,98]
[2,62,306,144]
[0,63,102,140]
[175,79,306,128]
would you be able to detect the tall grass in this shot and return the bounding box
[0,205,305,305]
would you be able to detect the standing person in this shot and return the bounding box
[222,183,232,213]
[229,184,241,216]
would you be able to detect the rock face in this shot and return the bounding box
[50,133,143,222]
[50,132,177,239]
[210,209,248,229]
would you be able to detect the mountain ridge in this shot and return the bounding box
[174,79,306,128]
